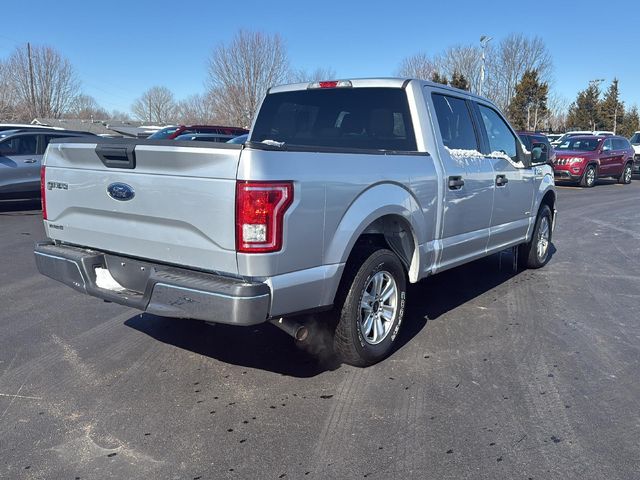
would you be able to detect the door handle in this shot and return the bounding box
[23,159,37,163]
[448,176,464,189]
[496,174,508,186]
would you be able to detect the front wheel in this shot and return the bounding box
[580,164,596,188]
[619,163,632,184]
[333,247,407,367]
[519,204,553,269]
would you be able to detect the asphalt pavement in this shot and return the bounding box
[1,180,639,480]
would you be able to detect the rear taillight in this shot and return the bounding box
[236,181,293,253]
[40,166,47,220]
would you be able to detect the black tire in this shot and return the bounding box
[580,164,596,188]
[619,163,632,184]
[518,204,553,269]
[333,247,407,367]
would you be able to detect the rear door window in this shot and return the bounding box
[251,88,417,152]
[431,94,479,151]
[613,138,630,150]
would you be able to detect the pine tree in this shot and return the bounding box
[600,79,624,133]
[450,72,470,91]
[431,72,448,85]
[507,69,549,131]
[619,105,639,138]
[566,81,602,130]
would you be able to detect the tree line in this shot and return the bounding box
[1,32,639,136]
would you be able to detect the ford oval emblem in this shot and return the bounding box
[107,182,135,201]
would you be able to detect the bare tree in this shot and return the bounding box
[397,34,552,112]
[66,94,108,120]
[207,30,289,127]
[486,34,553,110]
[6,44,80,119]
[109,110,132,121]
[175,93,219,124]
[0,60,20,120]
[289,67,337,83]
[397,53,438,80]
[131,86,176,123]
[546,93,570,132]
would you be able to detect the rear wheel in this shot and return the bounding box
[519,204,552,269]
[333,247,406,367]
[580,164,596,188]
[619,163,632,184]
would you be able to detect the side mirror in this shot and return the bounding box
[531,142,548,165]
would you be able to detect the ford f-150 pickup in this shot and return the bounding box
[35,78,557,366]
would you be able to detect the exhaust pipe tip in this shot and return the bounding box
[271,317,309,342]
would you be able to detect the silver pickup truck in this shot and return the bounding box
[35,78,556,366]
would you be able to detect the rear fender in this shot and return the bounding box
[324,183,427,282]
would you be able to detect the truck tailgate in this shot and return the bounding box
[43,139,241,275]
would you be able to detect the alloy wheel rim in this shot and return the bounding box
[624,166,631,183]
[537,216,550,261]
[586,167,595,186]
[359,271,398,345]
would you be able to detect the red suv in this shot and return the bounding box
[148,125,248,140]
[553,135,635,187]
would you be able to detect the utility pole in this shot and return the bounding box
[479,35,492,97]
[27,42,36,118]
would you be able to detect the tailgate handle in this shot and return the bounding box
[95,145,136,169]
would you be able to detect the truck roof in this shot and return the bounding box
[268,77,488,102]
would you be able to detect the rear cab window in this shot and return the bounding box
[250,88,417,152]
[431,93,480,152]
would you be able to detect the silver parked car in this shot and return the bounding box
[0,130,92,199]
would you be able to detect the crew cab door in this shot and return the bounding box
[427,90,495,270]
[474,102,535,250]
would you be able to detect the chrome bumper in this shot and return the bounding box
[34,242,270,325]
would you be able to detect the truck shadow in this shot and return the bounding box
[0,199,42,214]
[125,245,556,378]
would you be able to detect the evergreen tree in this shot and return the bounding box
[507,69,549,131]
[450,72,470,91]
[619,105,639,138]
[566,81,602,130]
[600,79,624,133]
[431,71,448,85]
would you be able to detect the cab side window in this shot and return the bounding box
[477,105,518,162]
[602,138,613,152]
[431,94,479,151]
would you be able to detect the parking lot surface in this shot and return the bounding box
[1,181,640,480]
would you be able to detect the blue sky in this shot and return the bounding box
[1,0,638,114]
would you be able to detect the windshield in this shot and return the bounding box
[251,87,417,151]
[556,137,601,152]
[630,133,640,145]
[148,127,179,139]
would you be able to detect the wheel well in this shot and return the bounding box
[540,190,555,217]
[347,215,416,276]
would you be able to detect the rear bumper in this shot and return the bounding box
[34,242,270,325]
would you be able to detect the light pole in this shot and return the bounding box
[479,35,493,97]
